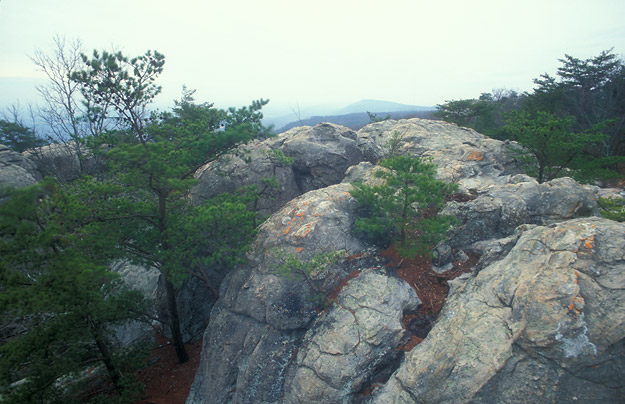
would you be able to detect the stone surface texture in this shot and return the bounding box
[187,119,624,404]
[0,144,41,190]
[370,217,625,403]
[283,269,419,403]
[6,117,622,404]
[191,122,365,217]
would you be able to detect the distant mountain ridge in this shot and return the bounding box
[266,99,436,133]
[337,99,434,114]
[275,110,436,133]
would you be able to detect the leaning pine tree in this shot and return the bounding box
[72,49,266,363]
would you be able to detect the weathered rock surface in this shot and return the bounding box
[356,119,522,189]
[191,123,365,217]
[283,269,419,403]
[371,217,625,403]
[110,261,161,347]
[0,144,41,190]
[191,139,299,217]
[169,275,217,342]
[24,142,97,183]
[187,119,624,403]
[274,123,365,193]
[186,183,409,404]
[443,175,598,248]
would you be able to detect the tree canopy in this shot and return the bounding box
[0,178,146,403]
[350,156,457,258]
[69,51,266,364]
[1,43,268,404]
[435,49,625,183]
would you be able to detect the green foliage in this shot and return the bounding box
[367,111,391,123]
[71,49,165,140]
[435,98,483,128]
[167,192,257,287]
[93,91,265,286]
[0,119,46,152]
[268,148,294,165]
[598,197,625,222]
[384,130,406,157]
[436,50,625,185]
[503,111,607,183]
[435,90,525,137]
[274,250,344,281]
[273,250,345,305]
[72,57,267,362]
[350,156,457,258]
[0,179,147,403]
[529,49,625,156]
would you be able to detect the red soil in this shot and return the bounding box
[381,246,477,351]
[134,333,202,404]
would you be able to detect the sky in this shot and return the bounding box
[1,0,624,118]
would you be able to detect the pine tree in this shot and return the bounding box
[350,156,457,258]
[0,179,146,403]
[80,87,265,363]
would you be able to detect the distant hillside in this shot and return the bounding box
[337,99,434,115]
[263,99,436,130]
[274,109,437,133]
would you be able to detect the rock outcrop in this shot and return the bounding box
[283,269,419,403]
[443,174,598,249]
[187,183,371,403]
[0,144,41,190]
[187,118,624,404]
[110,261,161,347]
[191,123,365,217]
[371,217,625,403]
[24,142,98,183]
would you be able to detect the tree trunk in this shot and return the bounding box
[165,277,189,364]
[158,192,189,364]
[90,324,122,391]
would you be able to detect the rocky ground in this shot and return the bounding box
[3,118,624,403]
[185,119,624,403]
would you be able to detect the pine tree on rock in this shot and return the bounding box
[72,50,266,363]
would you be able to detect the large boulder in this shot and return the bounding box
[275,123,365,193]
[371,217,625,403]
[190,139,299,217]
[443,175,598,248]
[24,142,98,183]
[356,119,523,189]
[187,183,397,404]
[191,123,365,217]
[0,144,41,190]
[186,119,624,404]
[283,269,419,403]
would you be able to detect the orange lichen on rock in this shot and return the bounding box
[568,295,585,315]
[295,247,303,253]
[583,235,595,249]
[283,225,292,236]
[466,150,484,161]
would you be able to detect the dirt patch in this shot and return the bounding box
[325,269,360,302]
[134,333,202,404]
[449,191,477,203]
[381,246,477,351]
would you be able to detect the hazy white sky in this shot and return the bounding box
[1,0,624,115]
